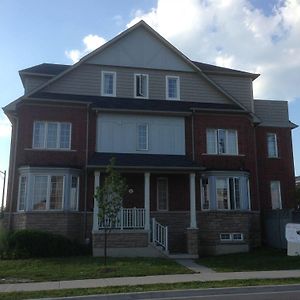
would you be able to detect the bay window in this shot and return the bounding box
[201,172,249,211]
[17,167,79,212]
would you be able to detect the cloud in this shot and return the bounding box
[65,34,106,63]
[126,0,300,102]
[0,113,11,138]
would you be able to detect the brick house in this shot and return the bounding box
[3,21,297,256]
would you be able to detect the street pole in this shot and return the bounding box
[0,170,6,217]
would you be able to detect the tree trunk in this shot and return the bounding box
[104,227,107,265]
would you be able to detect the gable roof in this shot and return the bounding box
[19,60,258,79]
[4,20,261,118]
[19,63,70,76]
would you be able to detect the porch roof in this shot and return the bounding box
[88,153,204,171]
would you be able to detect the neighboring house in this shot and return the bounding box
[296,176,300,188]
[3,21,297,256]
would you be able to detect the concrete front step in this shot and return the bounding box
[168,253,198,259]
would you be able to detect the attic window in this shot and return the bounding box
[166,76,180,100]
[134,74,148,98]
[101,71,116,97]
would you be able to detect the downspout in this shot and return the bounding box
[8,115,18,230]
[83,103,90,241]
[191,109,195,161]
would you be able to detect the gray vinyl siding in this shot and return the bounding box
[87,25,194,72]
[24,75,51,93]
[44,64,101,95]
[45,64,232,104]
[254,100,290,127]
[97,113,185,155]
[207,74,254,111]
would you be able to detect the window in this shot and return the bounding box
[220,233,244,241]
[157,178,168,210]
[70,176,79,210]
[101,71,116,96]
[134,74,148,98]
[201,178,210,210]
[267,133,278,157]
[206,129,238,155]
[18,176,27,211]
[216,177,240,210]
[33,175,64,211]
[33,122,71,150]
[137,124,148,151]
[270,181,282,209]
[166,76,180,100]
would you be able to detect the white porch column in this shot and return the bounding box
[93,171,100,231]
[189,172,197,229]
[144,172,150,230]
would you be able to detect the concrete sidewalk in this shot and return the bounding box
[1,270,300,293]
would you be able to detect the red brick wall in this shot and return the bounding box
[256,127,296,209]
[186,113,260,210]
[11,102,89,211]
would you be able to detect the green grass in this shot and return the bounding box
[0,256,191,283]
[198,247,300,272]
[2,278,300,300]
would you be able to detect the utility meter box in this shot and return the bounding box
[286,223,300,256]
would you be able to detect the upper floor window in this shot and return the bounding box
[166,76,180,100]
[134,74,148,98]
[267,133,278,158]
[270,180,282,209]
[206,129,238,155]
[137,123,148,151]
[101,71,116,97]
[33,121,71,150]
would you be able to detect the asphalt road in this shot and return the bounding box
[44,284,300,300]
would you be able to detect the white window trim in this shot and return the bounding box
[32,121,72,150]
[134,73,149,99]
[136,123,149,151]
[32,174,65,211]
[101,71,116,97]
[206,128,238,155]
[166,76,180,100]
[17,175,27,212]
[267,133,278,158]
[220,233,244,242]
[270,180,282,210]
[157,177,169,211]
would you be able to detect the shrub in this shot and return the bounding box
[0,224,9,258]
[6,230,90,259]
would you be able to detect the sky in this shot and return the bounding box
[0,0,300,201]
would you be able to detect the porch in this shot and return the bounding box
[92,170,199,256]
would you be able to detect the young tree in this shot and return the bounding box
[94,158,127,264]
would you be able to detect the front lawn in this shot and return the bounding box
[0,256,191,283]
[198,247,300,272]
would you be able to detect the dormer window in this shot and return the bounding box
[166,76,180,100]
[134,74,148,98]
[101,71,116,97]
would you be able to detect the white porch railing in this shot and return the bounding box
[98,207,145,230]
[151,218,169,253]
